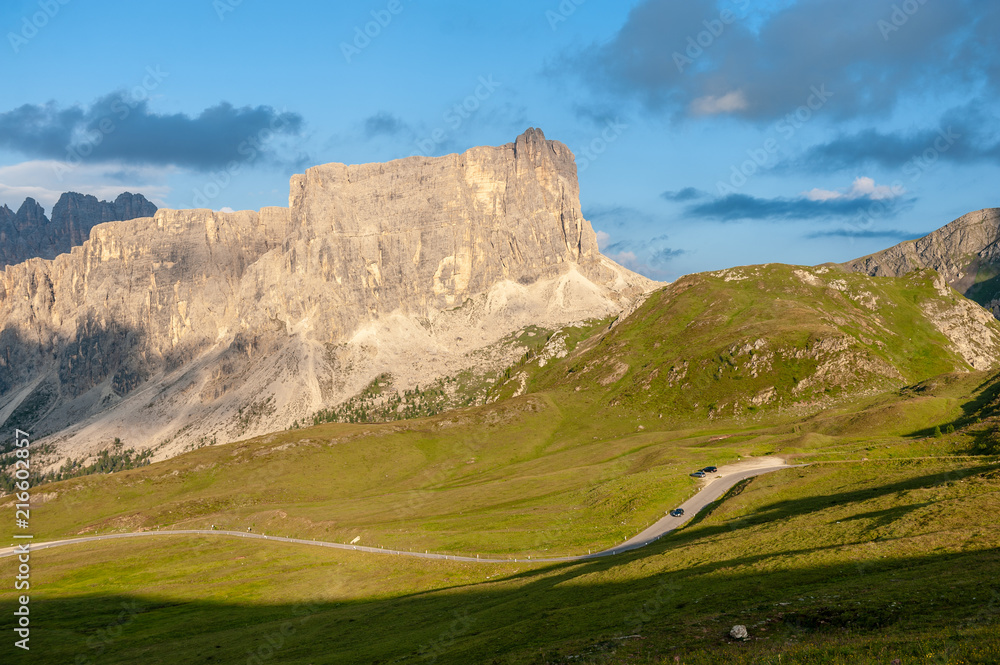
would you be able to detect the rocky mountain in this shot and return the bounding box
[0,192,157,268]
[494,263,1000,423]
[843,208,1000,316]
[0,129,655,462]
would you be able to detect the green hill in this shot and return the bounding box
[3,264,1000,663]
[496,264,1000,423]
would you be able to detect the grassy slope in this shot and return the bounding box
[7,266,997,561]
[14,370,994,560]
[498,265,982,423]
[3,265,1000,662]
[3,455,999,664]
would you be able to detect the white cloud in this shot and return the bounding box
[804,188,843,202]
[608,250,638,266]
[0,160,173,211]
[804,176,903,202]
[595,229,611,249]
[690,91,749,116]
[848,176,899,200]
[608,250,648,275]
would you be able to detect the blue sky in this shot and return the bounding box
[1,0,997,280]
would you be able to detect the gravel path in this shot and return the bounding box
[0,461,797,564]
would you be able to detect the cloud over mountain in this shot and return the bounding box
[0,93,304,170]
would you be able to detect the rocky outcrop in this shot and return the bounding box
[50,192,158,249]
[843,208,1000,316]
[0,192,157,268]
[0,129,656,461]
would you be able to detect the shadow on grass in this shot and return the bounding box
[5,464,1000,663]
[906,369,1000,437]
[665,464,999,550]
[3,540,1000,665]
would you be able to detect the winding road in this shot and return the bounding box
[1,458,797,564]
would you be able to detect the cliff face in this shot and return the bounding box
[0,129,656,461]
[260,127,620,341]
[0,192,157,269]
[843,208,1000,316]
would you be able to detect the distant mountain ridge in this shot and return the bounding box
[0,192,157,268]
[843,208,1000,316]
[0,129,655,461]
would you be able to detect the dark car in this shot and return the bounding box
[690,471,706,478]
[669,508,685,517]
[702,466,718,473]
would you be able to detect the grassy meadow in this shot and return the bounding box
[2,265,1000,663]
[2,455,999,663]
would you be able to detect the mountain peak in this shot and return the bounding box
[844,207,1000,316]
[0,131,655,458]
[0,191,158,268]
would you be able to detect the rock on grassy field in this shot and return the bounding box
[3,454,998,664]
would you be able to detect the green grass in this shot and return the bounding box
[9,395,739,557]
[498,265,989,426]
[3,457,999,663]
[13,366,1000,561]
[3,265,1000,662]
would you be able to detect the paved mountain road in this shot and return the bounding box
[1,459,798,564]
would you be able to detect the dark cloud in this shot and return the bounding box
[794,104,999,171]
[686,193,915,222]
[584,204,665,229]
[411,102,530,157]
[0,103,85,156]
[603,239,633,254]
[573,103,624,128]
[805,228,927,241]
[0,93,304,170]
[571,0,998,122]
[661,187,706,202]
[364,112,409,139]
[650,246,686,264]
[592,224,686,278]
[585,205,636,229]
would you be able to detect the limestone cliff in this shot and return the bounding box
[843,208,1000,316]
[0,192,157,268]
[0,129,656,462]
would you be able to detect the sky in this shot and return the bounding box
[0,0,997,281]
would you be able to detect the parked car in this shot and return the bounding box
[702,466,718,473]
[690,471,706,478]
[669,508,685,517]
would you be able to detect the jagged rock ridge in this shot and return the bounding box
[0,192,157,268]
[0,129,656,462]
[843,208,1000,316]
